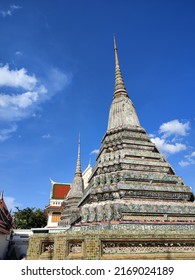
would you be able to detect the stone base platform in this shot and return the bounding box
[27,222,195,260]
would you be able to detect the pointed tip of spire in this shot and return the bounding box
[78,132,80,154]
[113,34,119,67]
[78,132,80,141]
[113,35,128,96]
[75,134,82,175]
[113,33,117,49]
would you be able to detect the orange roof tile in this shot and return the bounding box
[52,184,71,199]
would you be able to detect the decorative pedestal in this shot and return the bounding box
[27,222,195,260]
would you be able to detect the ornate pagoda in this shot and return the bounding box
[77,37,195,225]
[59,136,84,227]
[27,37,195,260]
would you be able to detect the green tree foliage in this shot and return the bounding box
[13,207,47,229]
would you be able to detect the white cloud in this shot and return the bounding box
[0,124,17,142]
[0,64,37,90]
[90,149,99,155]
[42,134,51,139]
[151,137,186,154]
[15,51,23,56]
[179,151,195,167]
[179,160,190,167]
[0,4,21,18]
[0,10,12,17]
[159,119,190,138]
[151,119,195,168]
[4,196,21,211]
[1,91,38,108]
[0,90,47,122]
[150,119,191,157]
[10,5,21,10]
[190,151,195,157]
[148,133,155,138]
[47,67,72,93]
[0,64,71,123]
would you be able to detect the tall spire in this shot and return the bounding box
[75,133,82,175]
[113,35,128,96]
[67,134,84,199]
[59,135,84,227]
[113,35,119,67]
[107,36,141,131]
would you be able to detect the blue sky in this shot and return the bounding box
[0,0,194,211]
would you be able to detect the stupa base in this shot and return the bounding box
[27,222,195,260]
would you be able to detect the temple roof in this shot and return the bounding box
[50,182,71,199]
[0,194,14,234]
